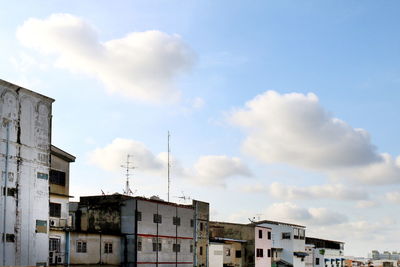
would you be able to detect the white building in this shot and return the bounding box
[255,220,307,267]
[0,79,54,266]
[305,237,344,267]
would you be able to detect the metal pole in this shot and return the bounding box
[2,119,10,266]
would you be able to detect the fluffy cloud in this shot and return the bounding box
[230,90,400,184]
[17,13,195,103]
[191,155,251,186]
[88,138,164,173]
[88,138,250,186]
[385,191,400,204]
[265,202,347,226]
[355,200,379,209]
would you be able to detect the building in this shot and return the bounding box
[372,251,400,261]
[49,145,75,265]
[0,79,54,266]
[69,194,210,266]
[254,220,307,267]
[209,221,272,267]
[305,237,344,267]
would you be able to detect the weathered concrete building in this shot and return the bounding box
[69,194,210,266]
[0,79,54,266]
[49,145,75,265]
[209,221,272,267]
[305,237,344,267]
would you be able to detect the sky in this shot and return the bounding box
[1,0,400,257]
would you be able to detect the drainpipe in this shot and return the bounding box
[65,231,70,265]
[2,119,10,266]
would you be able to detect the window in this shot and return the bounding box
[190,244,193,253]
[49,203,61,217]
[294,228,299,239]
[36,220,47,233]
[153,242,162,251]
[282,232,291,239]
[316,258,320,265]
[6,234,15,243]
[268,249,271,258]
[173,244,181,252]
[200,222,203,231]
[190,219,194,227]
[256,248,264,257]
[200,246,203,255]
[299,229,305,240]
[225,248,231,256]
[137,240,142,251]
[136,211,142,221]
[268,231,271,240]
[173,216,181,226]
[77,241,87,253]
[235,250,242,258]
[153,214,162,223]
[259,229,263,239]
[49,238,60,252]
[49,170,66,186]
[104,242,113,254]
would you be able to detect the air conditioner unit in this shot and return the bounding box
[59,219,67,228]
[57,256,63,264]
[49,218,60,227]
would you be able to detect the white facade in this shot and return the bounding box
[209,243,224,267]
[257,220,306,267]
[305,238,345,267]
[255,226,272,267]
[0,80,54,266]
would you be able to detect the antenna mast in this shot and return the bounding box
[121,154,135,196]
[167,131,171,202]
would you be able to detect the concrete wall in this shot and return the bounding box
[0,80,53,266]
[69,232,121,265]
[209,243,223,267]
[194,200,210,267]
[255,226,272,267]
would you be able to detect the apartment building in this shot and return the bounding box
[255,220,307,267]
[305,237,344,267]
[209,221,272,267]
[49,145,75,265]
[69,194,209,266]
[0,79,54,266]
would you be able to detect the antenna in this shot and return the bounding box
[174,191,192,203]
[167,131,171,202]
[121,154,135,196]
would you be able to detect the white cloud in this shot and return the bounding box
[355,200,379,209]
[191,155,251,186]
[17,13,195,103]
[265,202,347,226]
[87,138,164,173]
[230,90,400,184]
[385,191,400,204]
[88,138,250,186]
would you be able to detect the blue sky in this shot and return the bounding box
[1,0,400,257]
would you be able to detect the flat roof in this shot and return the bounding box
[0,79,55,102]
[306,236,345,244]
[210,220,271,230]
[253,219,306,228]
[51,145,76,162]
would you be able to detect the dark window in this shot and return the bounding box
[6,234,15,243]
[77,241,87,253]
[268,249,271,258]
[49,238,60,251]
[190,219,194,227]
[49,202,61,217]
[152,242,162,251]
[153,214,162,223]
[282,232,291,239]
[3,187,17,197]
[104,242,113,254]
[200,222,203,231]
[136,211,142,221]
[173,216,181,226]
[256,248,264,257]
[259,229,263,238]
[316,258,320,265]
[50,170,66,186]
[173,243,181,252]
[268,231,271,240]
[137,240,142,251]
[200,246,203,255]
[294,228,299,239]
[225,248,231,256]
[190,244,193,253]
[235,250,242,258]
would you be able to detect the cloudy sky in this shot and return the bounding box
[1,0,400,257]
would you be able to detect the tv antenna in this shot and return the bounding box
[121,154,135,196]
[167,131,171,202]
[174,191,192,203]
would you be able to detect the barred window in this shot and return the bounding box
[104,242,113,254]
[77,241,87,253]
